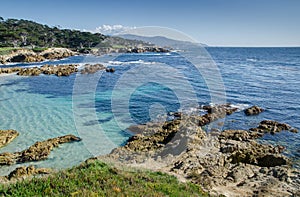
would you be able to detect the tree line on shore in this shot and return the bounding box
[0,17,147,50]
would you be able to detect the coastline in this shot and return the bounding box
[0,48,299,196]
[0,104,299,196]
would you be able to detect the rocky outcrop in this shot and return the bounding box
[96,46,170,55]
[128,47,169,53]
[250,120,298,134]
[0,67,22,74]
[0,130,19,148]
[102,104,300,197]
[81,64,106,74]
[105,67,115,73]
[41,64,78,76]
[197,104,238,126]
[244,105,264,116]
[8,53,45,63]
[218,129,263,141]
[1,63,115,77]
[39,48,76,60]
[0,48,76,64]
[6,165,51,181]
[16,64,79,77]
[17,67,42,76]
[0,134,81,166]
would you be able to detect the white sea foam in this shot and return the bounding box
[230,103,250,111]
[246,58,258,62]
[108,60,158,65]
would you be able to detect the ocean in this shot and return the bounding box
[0,47,299,175]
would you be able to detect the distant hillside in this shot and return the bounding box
[0,17,148,50]
[120,34,207,49]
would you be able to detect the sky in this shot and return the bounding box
[0,0,299,46]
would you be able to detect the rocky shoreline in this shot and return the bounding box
[94,46,170,55]
[0,134,81,166]
[0,104,299,196]
[0,46,170,65]
[0,133,81,183]
[0,63,115,77]
[0,48,76,64]
[100,104,300,197]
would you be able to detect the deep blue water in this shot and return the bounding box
[0,47,299,172]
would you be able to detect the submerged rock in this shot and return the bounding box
[0,134,81,165]
[0,129,19,148]
[244,105,264,116]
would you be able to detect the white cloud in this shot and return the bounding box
[88,24,136,35]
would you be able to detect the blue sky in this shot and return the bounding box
[0,0,299,46]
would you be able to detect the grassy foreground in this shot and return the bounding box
[0,160,207,197]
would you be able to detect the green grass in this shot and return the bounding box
[32,47,48,53]
[0,160,207,197]
[0,47,18,55]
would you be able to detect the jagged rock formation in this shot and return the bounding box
[0,48,76,64]
[0,134,81,166]
[244,105,264,116]
[250,120,298,134]
[0,63,115,77]
[0,67,22,74]
[102,104,300,197]
[81,64,105,74]
[0,130,19,148]
[6,165,51,181]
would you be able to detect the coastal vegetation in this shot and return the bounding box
[0,17,149,53]
[0,17,105,49]
[0,160,207,196]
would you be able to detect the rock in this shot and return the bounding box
[39,48,76,60]
[250,120,296,134]
[0,152,16,165]
[0,134,81,165]
[18,134,81,163]
[219,130,262,141]
[103,106,300,197]
[81,64,105,74]
[290,128,298,133]
[106,67,115,73]
[15,64,79,77]
[0,67,22,74]
[17,67,42,76]
[197,104,238,126]
[244,105,264,116]
[8,52,45,63]
[0,129,19,148]
[127,47,169,53]
[6,165,51,180]
[257,154,289,167]
[0,48,76,64]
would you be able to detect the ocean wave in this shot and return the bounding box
[229,103,250,111]
[108,60,158,65]
[246,58,258,62]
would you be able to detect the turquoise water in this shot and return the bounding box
[0,48,300,175]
